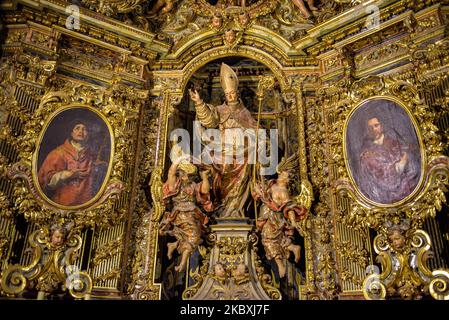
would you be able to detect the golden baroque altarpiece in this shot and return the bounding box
[0,0,448,301]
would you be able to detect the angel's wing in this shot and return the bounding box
[294,179,314,211]
[276,152,299,174]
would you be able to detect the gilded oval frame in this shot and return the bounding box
[32,104,115,211]
[342,95,426,208]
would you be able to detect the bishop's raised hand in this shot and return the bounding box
[188,89,202,104]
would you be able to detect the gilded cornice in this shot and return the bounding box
[2,0,169,56]
[2,0,447,66]
[305,0,414,56]
[293,0,399,51]
[22,0,158,44]
[316,3,447,82]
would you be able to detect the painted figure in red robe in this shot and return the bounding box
[359,117,419,204]
[38,121,100,206]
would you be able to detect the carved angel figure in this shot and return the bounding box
[50,226,67,248]
[211,11,223,29]
[252,155,309,278]
[149,0,178,16]
[385,220,411,253]
[159,157,213,272]
[291,0,318,19]
[233,263,250,284]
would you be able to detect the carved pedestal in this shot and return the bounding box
[183,219,281,300]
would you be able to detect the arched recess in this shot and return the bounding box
[145,43,314,299]
[178,46,290,92]
[150,43,297,174]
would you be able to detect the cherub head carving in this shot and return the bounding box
[385,220,410,253]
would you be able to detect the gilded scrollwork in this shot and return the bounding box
[127,207,161,300]
[0,56,15,116]
[0,219,12,264]
[0,227,92,299]
[149,166,165,223]
[313,204,338,299]
[335,237,369,289]
[253,250,282,300]
[59,38,120,74]
[13,54,56,86]
[91,236,123,267]
[0,191,13,219]
[354,38,409,70]
[179,46,291,92]
[81,0,148,17]
[183,230,282,300]
[335,240,369,269]
[429,269,449,300]
[190,0,278,21]
[93,269,122,283]
[198,237,254,300]
[362,227,445,300]
[4,28,27,45]
[411,37,449,81]
[182,245,211,299]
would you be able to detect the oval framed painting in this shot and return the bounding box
[343,96,424,206]
[33,105,114,210]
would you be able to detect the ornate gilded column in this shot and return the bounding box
[284,76,325,299]
[129,78,183,299]
[0,22,61,296]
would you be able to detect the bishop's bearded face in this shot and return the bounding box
[225,90,239,103]
[179,170,190,183]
